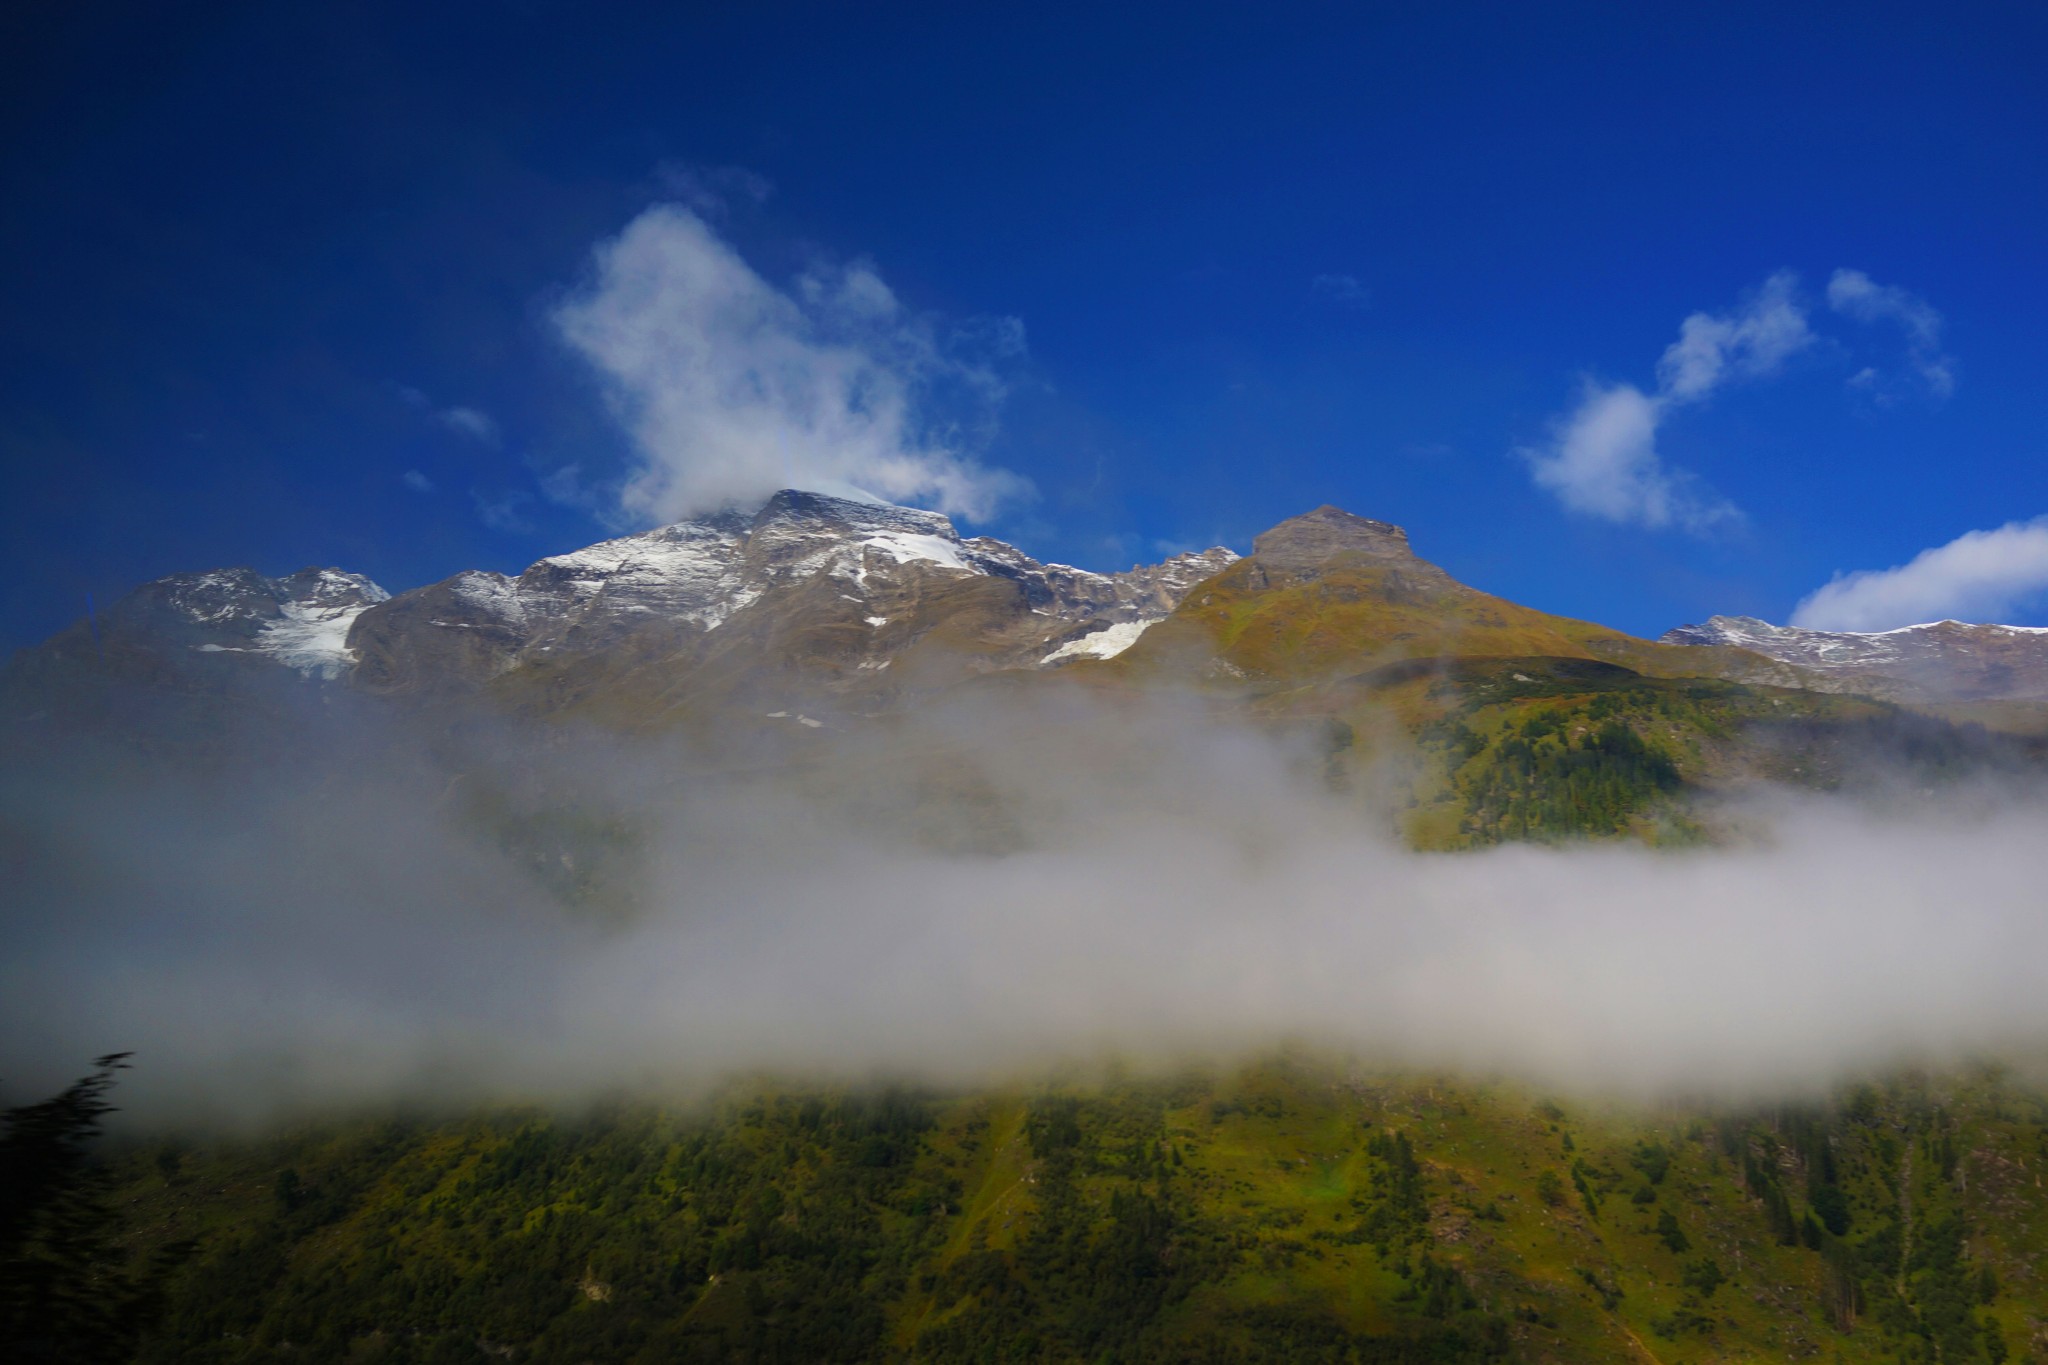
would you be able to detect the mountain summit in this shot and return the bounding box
[1248,505,1421,574]
[1119,508,1802,689]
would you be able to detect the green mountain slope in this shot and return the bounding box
[1290,655,2043,849]
[1007,508,2048,849]
[102,1057,2047,1364]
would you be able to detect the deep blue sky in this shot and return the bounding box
[4,1,2045,651]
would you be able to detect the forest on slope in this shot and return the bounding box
[11,1055,2045,1364]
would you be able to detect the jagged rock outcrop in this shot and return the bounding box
[1662,615,2048,702]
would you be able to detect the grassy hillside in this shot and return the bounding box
[1308,657,2036,850]
[1111,551,1805,696]
[1194,652,2042,850]
[95,1057,2048,1363]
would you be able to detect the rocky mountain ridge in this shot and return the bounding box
[1662,614,2048,702]
[8,566,388,691]
[344,489,1237,702]
[3,491,1238,719]
[16,495,2048,728]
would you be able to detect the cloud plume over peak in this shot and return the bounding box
[553,205,1031,527]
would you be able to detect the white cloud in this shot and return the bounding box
[401,469,435,493]
[1655,271,1813,401]
[436,406,499,445]
[1524,381,1738,531]
[1827,269,1956,399]
[1523,274,1811,531]
[1311,273,1370,308]
[1792,516,2048,631]
[553,204,1030,526]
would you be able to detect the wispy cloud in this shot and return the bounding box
[397,386,502,446]
[552,205,1031,525]
[436,406,499,445]
[1655,271,1814,401]
[1311,273,1370,309]
[473,487,535,535]
[653,162,774,218]
[1522,272,1811,532]
[1827,268,1956,400]
[401,469,435,494]
[1792,516,2048,631]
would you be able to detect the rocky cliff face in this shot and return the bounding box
[1661,615,2048,702]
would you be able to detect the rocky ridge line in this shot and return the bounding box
[1662,615,2048,702]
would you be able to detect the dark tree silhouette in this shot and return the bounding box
[1,1053,188,1362]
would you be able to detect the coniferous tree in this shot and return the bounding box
[0,1054,189,1363]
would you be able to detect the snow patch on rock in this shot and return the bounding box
[1043,618,1157,664]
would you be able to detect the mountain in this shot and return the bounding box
[13,566,388,688]
[1663,614,2048,703]
[1112,506,1812,691]
[0,566,389,738]
[17,506,2048,1364]
[345,489,1235,720]
[2,491,1234,730]
[10,497,2043,842]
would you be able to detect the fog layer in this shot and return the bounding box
[4,695,2044,1122]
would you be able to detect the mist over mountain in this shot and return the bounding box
[7,492,2048,1120]
[11,493,2048,1365]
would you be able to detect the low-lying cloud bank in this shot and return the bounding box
[4,698,2046,1124]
